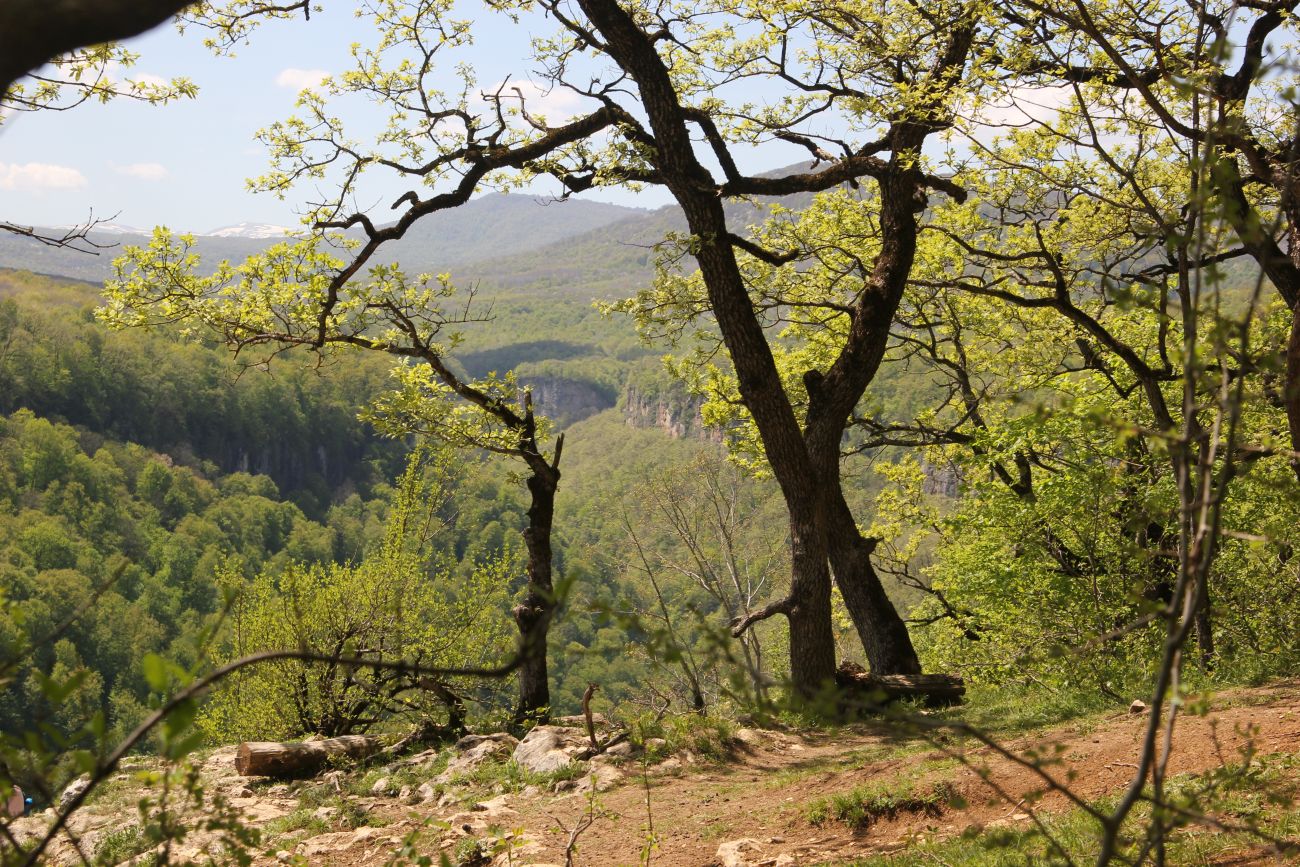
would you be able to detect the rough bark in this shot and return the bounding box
[234,735,382,777]
[801,167,935,676]
[1288,302,1300,481]
[575,0,840,693]
[513,444,561,724]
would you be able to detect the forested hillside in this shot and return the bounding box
[6,0,1300,863]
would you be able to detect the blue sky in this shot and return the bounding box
[0,6,715,232]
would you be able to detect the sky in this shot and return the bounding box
[0,5,736,233]
[0,5,1089,236]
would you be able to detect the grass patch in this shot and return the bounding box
[94,825,154,865]
[841,756,1300,865]
[935,683,1114,737]
[807,780,958,830]
[263,807,331,840]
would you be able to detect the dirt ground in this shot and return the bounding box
[331,682,1300,866]
[18,684,1300,866]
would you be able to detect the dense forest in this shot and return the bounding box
[5,0,1300,863]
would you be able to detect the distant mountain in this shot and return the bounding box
[0,192,651,284]
[53,221,149,236]
[206,222,294,239]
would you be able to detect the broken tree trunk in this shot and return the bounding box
[235,735,383,777]
[835,661,965,707]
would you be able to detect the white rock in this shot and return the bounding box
[1129,699,1148,714]
[400,748,442,767]
[416,781,439,803]
[371,776,392,795]
[604,740,635,758]
[575,758,623,794]
[436,733,519,782]
[57,776,90,810]
[474,795,513,813]
[511,726,587,774]
[715,838,768,867]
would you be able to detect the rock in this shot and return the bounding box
[511,726,588,774]
[575,758,623,794]
[1129,700,1148,714]
[604,740,635,758]
[416,781,439,803]
[371,776,392,795]
[474,795,512,813]
[297,830,361,858]
[733,728,767,747]
[399,748,441,768]
[645,737,667,752]
[57,775,90,810]
[296,827,393,859]
[657,757,683,773]
[398,785,412,800]
[436,733,519,782]
[553,712,608,728]
[715,838,769,867]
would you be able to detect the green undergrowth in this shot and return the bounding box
[94,824,156,865]
[838,756,1300,865]
[808,780,960,830]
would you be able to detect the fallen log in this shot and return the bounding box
[235,735,383,777]
[835,661,965,707]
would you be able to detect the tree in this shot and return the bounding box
[104,236,565,721]
[202,442,515,741]
[106,0,991,698]
[981,0,1300,480]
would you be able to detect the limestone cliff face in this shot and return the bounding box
[921,460,963,498]
[621,385,721,442]
[521,375,617,427]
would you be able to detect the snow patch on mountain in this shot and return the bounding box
[204,223,294,239]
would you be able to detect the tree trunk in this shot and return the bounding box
[823,513,923,675]
[235,735,382,777]
[1287,300,1300,483]
[513,460,559,724]
[786,512,839,696]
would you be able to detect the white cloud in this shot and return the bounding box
[131,73,170,89]
[480,80,589,124]
[972,84,1074,128]
[0,161,87,192]
[275,68,330,90]
[113,162,170,181]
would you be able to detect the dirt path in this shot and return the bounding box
[487,684,1300,865]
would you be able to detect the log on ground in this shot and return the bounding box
[235,735,383,777]
[835,661,965,707]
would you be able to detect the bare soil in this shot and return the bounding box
[339,681,1300,866]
